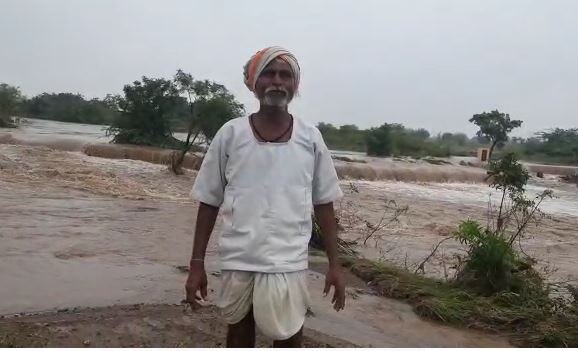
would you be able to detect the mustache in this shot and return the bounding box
[265,86,289,95]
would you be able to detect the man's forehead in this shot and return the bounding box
[262,58,292,72]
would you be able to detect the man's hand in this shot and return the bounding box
[185,261,208,309]
[323,265,346,311]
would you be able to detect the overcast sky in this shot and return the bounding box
[1,0,577,137]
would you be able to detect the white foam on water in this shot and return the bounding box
[354,179,578,218]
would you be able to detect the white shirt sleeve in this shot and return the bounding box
[190,125,229,207]
[312,128,343,205]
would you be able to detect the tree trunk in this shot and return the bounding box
[170,100,198,174]
[488,140,497,160]
[170,130,199,174]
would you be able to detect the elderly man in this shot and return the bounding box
[185,46,345,347]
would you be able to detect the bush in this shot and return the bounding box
[454,220,518,294]
[453,153,552,296]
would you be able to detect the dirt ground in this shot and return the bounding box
[0,258,511,348]
[0,304,355,348]
[0,261,362,348]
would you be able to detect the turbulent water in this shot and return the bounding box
[1,118,190,148]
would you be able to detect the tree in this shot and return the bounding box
[414,128,430,140]
[24,92,118,125]
[339,124,359,133]
[170,70,244,173]
[486,153,529,231]
[469,110,522,159]
[107,76,186,147]
[538,128,578,162]
[0,83,24,128]
[366,123,393,156]
[317,122,337,134]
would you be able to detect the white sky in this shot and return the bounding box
[1,0,577,137]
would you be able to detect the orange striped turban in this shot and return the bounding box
[243,46,300,93]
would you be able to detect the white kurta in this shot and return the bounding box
[191,116,342,273]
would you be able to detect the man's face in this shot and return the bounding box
[254,58,295,107]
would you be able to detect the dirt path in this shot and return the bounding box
[0,261,510,348]
[0,304,354,348]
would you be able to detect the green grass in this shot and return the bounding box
[341,256,578,347]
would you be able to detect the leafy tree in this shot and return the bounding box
[366,123,393,156]
[486,153,529,231]
[317,122,337,134]
[469,110,522,159]
[414,128,430,140]
[107,76,186,147]
[0,83,24,127]
[339,124,359,133]
[170,70,244,173]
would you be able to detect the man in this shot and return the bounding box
[185,46,345,348]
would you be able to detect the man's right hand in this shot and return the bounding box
[185,261,208,308]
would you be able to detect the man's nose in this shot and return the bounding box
[271,72,283,86]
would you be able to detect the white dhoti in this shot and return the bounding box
[217,270,311,340]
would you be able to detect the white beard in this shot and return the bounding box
[262,94,289,107]
[260,87,291,107]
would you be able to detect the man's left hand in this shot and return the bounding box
[323,266,346,311]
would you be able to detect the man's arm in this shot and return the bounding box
[185,202,219,306]
[190,202,220,261]
[314,202,346,311]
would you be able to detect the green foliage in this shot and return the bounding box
[195,96,243,143]
[487,153,529,194]
[0,83,24,127]
[107,76,187,147]
[343,256,578,347]
[364,123,456,157]
[168,70,244,173]
[317,122,367,152]
[24,92,119,125]
[453,153,553,296]
[454,220,518,294]
[496,129,578,166]
[469,110,522,159]
[365,123,393,156]
[539,128,578,160]
[173,70,244,145]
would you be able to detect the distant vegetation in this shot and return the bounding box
[0,83,24,128]
[318,122,476,158]
[317,110,576,166]
[501,129,578,165]
[24,93,119,125]
[0,75,244,152]
[1,80,576,166]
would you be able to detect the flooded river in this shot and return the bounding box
[1,118,576,346]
